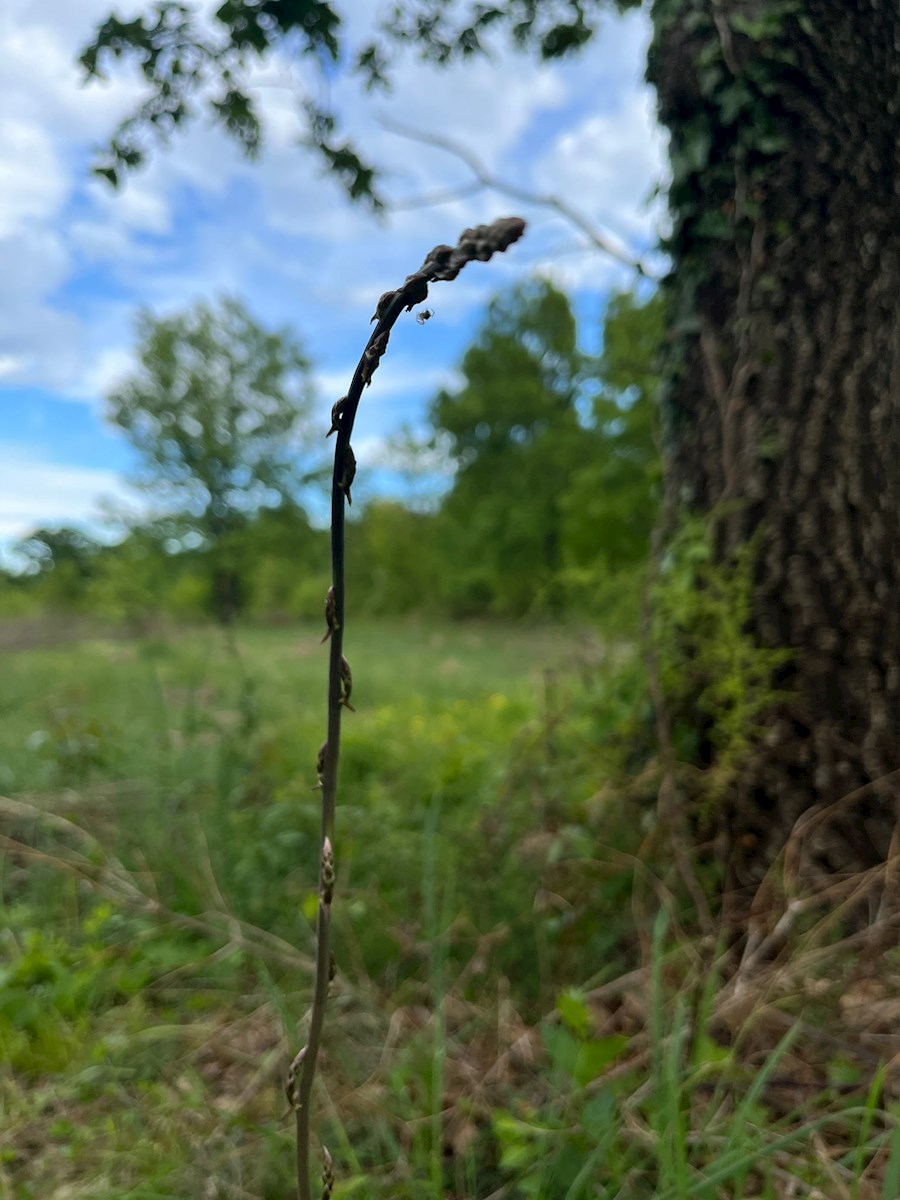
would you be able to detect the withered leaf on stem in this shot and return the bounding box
[370,289,398,323]
[285,1046,306,1110]
[339,445,356,506]
[321,836,335,904]
[339,656,355,711]
[321,585,337,642]
[360,330,389,387]
[401,273,430,310]
[326,397,346,438]
[321,1146,334,1200]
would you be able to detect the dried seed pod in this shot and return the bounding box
[285,1045,306,1110]
[360,330,389,387]
[402,272,430,310]
[493,216,527,251]
[321,836,335,904]
[321,586,338,643]
[339,445,357,506]
[428,244,453,269]
[326,397,346,438]
[321,1145,335,1199]
[416,308,434,325]
[370,289,398,324]
[422,243,458,281]
[339,656,355,711]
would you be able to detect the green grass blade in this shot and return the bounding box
[881,1122,900,1200]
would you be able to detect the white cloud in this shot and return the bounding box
[536,89,668,246]
[0,447,132,541]
[0,119,65,237]
[372,55,567,184]
[0,0,667,545]
[86,171,174,237]
[355,429,455,478]
[0,227,70,305]
[2,0,145,60]
[0,355,24,379]
[0,225,86,389]
[0,1,152,394]
[70,346,137,404]
[0,0,152,135]
[69,217,144,264]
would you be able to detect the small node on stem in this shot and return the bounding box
[321,586,338,643]
[339,446,357,506]
[326,397,346,438]
[321,1146,335,1200]
[426,244,454,271]
[360,330,389,387]
[285,1046,307,1110]
[370,289,398,323]
[321,836,335,905]
[401,272,430,310]
[314,740,328,789]
[339,656,355,711]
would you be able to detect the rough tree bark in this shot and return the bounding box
[647,0,900,885]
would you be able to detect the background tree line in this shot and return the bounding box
[1,282,663,629]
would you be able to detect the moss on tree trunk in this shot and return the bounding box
[648,0,900,885]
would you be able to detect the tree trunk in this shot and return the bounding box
[647,0,900,886]
[212,564,241,626]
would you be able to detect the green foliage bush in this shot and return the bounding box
[653,515,791,805]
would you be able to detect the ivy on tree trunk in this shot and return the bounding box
[648,0,900,887]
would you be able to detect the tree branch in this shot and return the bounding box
[379,116,655,278]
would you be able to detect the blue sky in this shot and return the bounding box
[0,0,667,547]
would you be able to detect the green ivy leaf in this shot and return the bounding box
[574,1035,630,1086]
[557,987,591,1037]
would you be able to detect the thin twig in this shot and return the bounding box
[379,116,653,278]
[289,217,527,1200]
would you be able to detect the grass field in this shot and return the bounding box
[1,618,898,1198]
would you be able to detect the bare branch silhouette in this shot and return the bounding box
[380,116,655,278]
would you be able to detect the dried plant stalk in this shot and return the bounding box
[287,217,526,1200]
